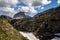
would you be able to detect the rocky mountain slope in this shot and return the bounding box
[11,6,60,40]
[33,6,60,40]
[13,12,31,19]
[0,16,28,40]
[11,18,35,32]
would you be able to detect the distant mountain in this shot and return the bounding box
[13,12,26,19]
[25,15,31,18]
[13,12,31,19]
[0,16,28,40]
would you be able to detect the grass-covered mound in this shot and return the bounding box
[0,16,28,40]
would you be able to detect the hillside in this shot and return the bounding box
[33,6,60,40]
[11,18,34,32]
[13,12,31,19]
[11,6,60,40]
[0,16,28,40]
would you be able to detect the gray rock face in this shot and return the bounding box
[13,12,31,19]
[25,15,31,18]
[13,12,26,19]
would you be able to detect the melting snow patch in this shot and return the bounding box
[52,33,60,40]
[20,31,39,40]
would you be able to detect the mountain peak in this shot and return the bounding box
[13,12,31,19]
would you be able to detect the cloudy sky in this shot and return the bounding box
[0,0,60,17]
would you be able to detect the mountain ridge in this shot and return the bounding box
[11,6,60,40]
[13,12,31,19]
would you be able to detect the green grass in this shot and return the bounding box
[0,17,28,40]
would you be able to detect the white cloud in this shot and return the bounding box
[0,0,52,17]
[20,0,51,6]
[0,7,17,14]
[0,0,18,14]
[57,0,60,4]
[18,0,51,14]
[18,6,37,13]
[0,0,19,17]
[0,0,18,7]
[42,0,51,5]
